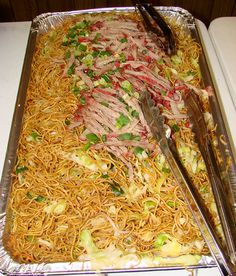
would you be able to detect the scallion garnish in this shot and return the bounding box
[120,37,127,43]
[131,109,139,118]
[86,133,100,144]
[16,166,28,174]
[78,43,87,52]
[67,63,75,76]
[79,96,86,105]
[115,113,130,129]
[109,181,124,196]
[119,53,126,63]
[117,133,140,141]
[65,50,71,59]
[101,74,110,83]
[134,147,144,155]
[172,124,180,132]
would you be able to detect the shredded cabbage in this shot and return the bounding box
[62,149,108,171]
[79,229,139,269]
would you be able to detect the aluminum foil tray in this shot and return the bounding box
[1,6,235,275]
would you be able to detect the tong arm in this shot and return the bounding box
[140,90,236,275]
[133,1,176,55]
[141,3,176,55]
[183,91,236,264]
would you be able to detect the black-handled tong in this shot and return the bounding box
[132,1,176,55]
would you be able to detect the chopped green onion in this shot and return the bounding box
[25,235,35,242]
[27,131,40,142]
[83,133,102,150]
[101,134,107,142]
[109,181,124,196]
[115,113,130,129]
[200,185,207,193]
[133,135,141,141]
[74,48,81,58]
[26,191,34,199]
[75,20,90,29]
[67,31,77,39]
[67,63,75,76]
[62,36,69,45]
[162,167,170,173]
[118,133,140,141]
[65,50,71,59]
[120,37,127,43]
[118,96,127,104]
[72,86,80,96]
[35,195,46,203]
[167,200,174,207]
[95,77,111,88]
[111,185,124,196]
[187,70,194,76]
[144,200,156,211]
[101,173,109,179]
[71,40,79,47]
[81,54,94,67]
[118,133,132,141]
[160,90,166,96]
[84,142,92,151]
[134,147,144,155]
[86,133,100,144]
[121,80,132,94]
[78,43,87,52]
[101,74,110,83]
[171,55,182,65]
[172,124,180,132]
[100,101,109,107]
[79,30,89,37]
[119,53,126,63]
[154,233,168,248]
[16,166,28,174]
[93,32,101,43]
[134,92,140,99]
[79,96,86,105]
[92,51,100,58]
[74,50,81,59]
[107,68,119,75]
[142,49,148,54]
[27,192,46,203]
[131,109,139,118]
[87,70,95,78]
[100,50,112,57]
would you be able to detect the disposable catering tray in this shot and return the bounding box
[1,6,236,275]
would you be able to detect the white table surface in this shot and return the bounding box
[0,21,227,276]
[0,22,31,178]
[209,17,236,108]
[208,17,236,162]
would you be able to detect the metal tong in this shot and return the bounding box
[183,91,236,263]
[132,1,176,55]
[140,90,236,275]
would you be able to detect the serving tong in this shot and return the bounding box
[140,90,236,275]
[132,0,176,55]
[183,91,236,264]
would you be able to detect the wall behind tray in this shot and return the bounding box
[0,0,236,26]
